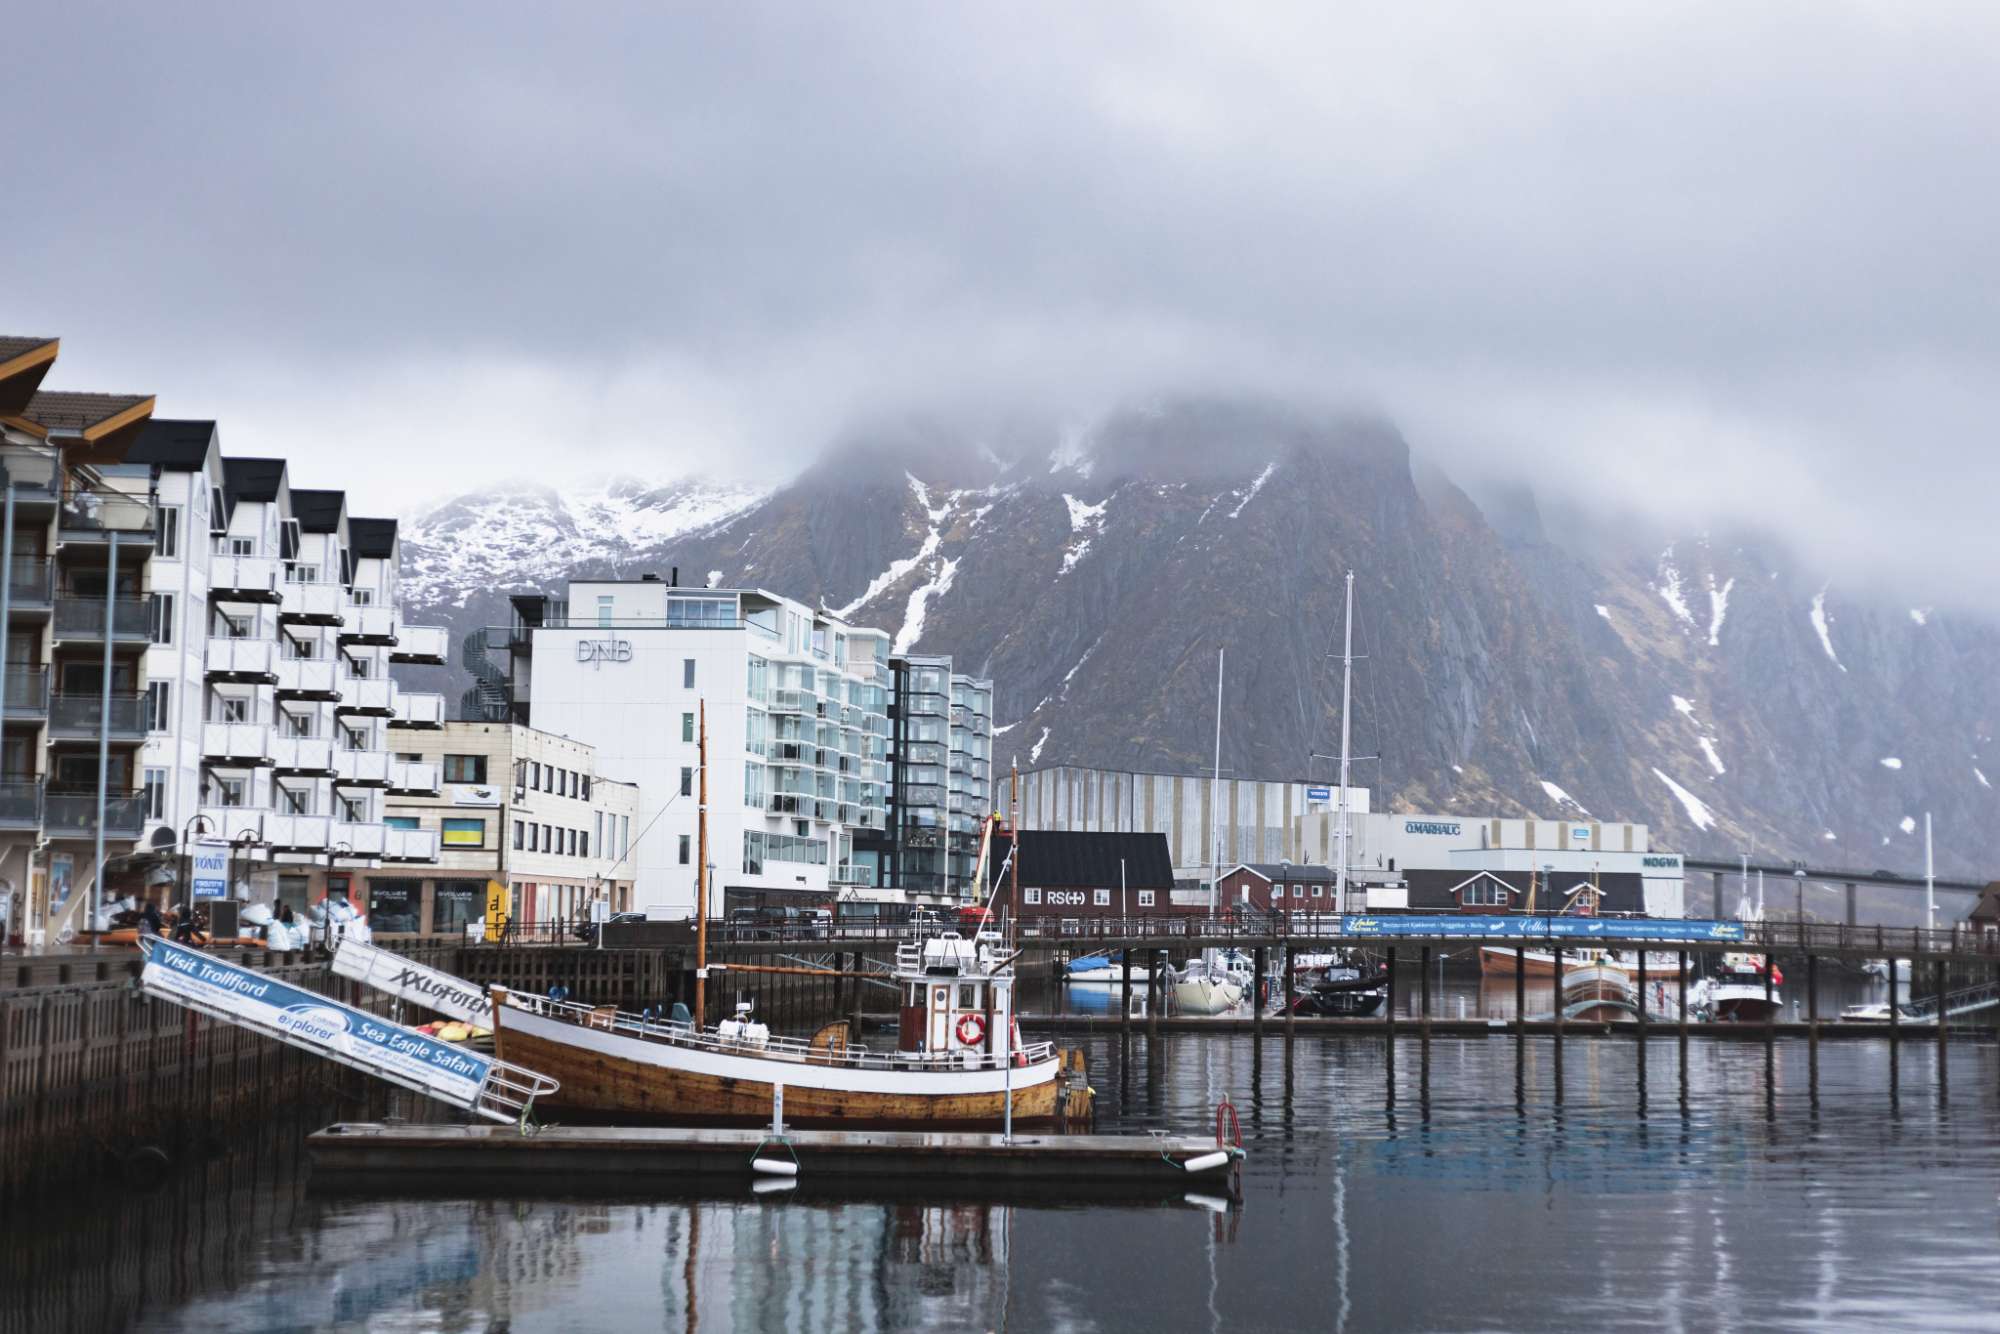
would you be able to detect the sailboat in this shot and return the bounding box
[490,704,1093,1128]
[1172,645,1246,1016]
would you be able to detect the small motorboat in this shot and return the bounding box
[1839,1001,1902,1023]
[1695,954,1784,1022]
[1065,951,1128,984]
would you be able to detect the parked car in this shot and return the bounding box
[800,907,833,939]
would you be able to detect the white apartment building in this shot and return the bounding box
[125,421,445,913]
[0,341,159,947]
[517,578,894,917]
[354,720,639,934]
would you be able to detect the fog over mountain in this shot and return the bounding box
[403,402,2000,881]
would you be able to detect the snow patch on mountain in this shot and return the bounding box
[1910,608,1930,627]
[1029,726,1051,764]
[1706,575,1735,647]
[1880,757,1903,770]
[1594,604,1612,621]
[1810,589,1846,671]
[1059,492,1109,577]
[893,556,958,654]
[1227,462,1278,519]
[1978,767,1992,790]
[1049,425,1094,479]
[835,528,940,619]
[1652,767,1716,831]
[1539,780,1589,814]
[401,476,767,608]
[1899,815,1916,834]
[1655,548,1695,628]
[1698,736,1727,776]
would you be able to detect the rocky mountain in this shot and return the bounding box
[398,403,2000,879]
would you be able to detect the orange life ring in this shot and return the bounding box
[956,1013,986,1048]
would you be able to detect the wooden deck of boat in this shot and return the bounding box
[307,1121,1234,1187]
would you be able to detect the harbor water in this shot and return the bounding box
[5,1030,1998,1333]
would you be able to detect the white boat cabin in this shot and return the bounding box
[894,932,1020,1065]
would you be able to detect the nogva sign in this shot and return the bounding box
[1642,855,1683,870]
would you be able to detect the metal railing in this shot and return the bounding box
[43,789,147,837]
[5,556,53,607]
[58,487,155,538]
[3,669,49,717]
[53,596,149,640]
[48,691,147,737]
[0,778,43,826]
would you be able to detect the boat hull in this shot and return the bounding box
[1561,963,1636,1023]
[1172,978,1244,1016]
[495,1004,1064,1128]
[1480,947,1558,978]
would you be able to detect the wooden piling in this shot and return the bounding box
[1253,946,1267,1034]
[1806,953,1818,1043]
[1385,948,1397,1037]
[1283,946,1296,1038]
[1935,957,1948,1091]
[1419,946,1432,1033]
[1888,958,1900,1046]
[1513,946,1525,1036]
[1637,951,1649,1030]
[1552,946,1564,1039]
[1677,951,1688,1038]
[1120,951,1133,1031]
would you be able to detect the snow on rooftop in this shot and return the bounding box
[1706,575,1735,647]
[1880,757,1903,770]
[1227,462,1278,519]
[1698,736,1726,776]
[1809,590,1846,672]
[1539,780,1589,814]
[1651,767,1716,831]
[1899,815,1916,834]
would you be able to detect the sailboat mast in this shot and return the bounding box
[694,699,709,1027]
[1335,570,1354,914]
[1211,646,1224,915]
[1925,812,1936,931]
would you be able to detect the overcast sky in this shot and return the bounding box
[11,4,1999,608]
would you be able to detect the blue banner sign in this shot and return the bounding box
[190,841,230,900]
[140,937,498,1110]
[1340,914,1746,943]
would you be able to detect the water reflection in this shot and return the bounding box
[1,1033,1995,1333]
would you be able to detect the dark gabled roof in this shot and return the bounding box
[0,336,57,365]
[24,390,155,436]
[0,337,59,417]
[125,418,218,471]
[290,488,346,533]
[349,517,398,559]
[223,456,287,506]
[995,830,1174,891]
[1970,883,2000,922]
[1228,862,1336,883]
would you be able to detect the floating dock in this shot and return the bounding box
[308,1122,1238,1189]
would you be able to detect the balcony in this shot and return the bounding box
[45,789,147,839]
[0,444,60,505]
[48,692,146,742]
[387,690,445,730]
[201,722,275,766]
[198,806,333,851]
[274,657,341,701]
[383,826,441,862]
[767,793,808,816]
[3,669,49,722]
[57,487,156,550]
[338,821,389,858]
[205,638,280,684]
[279,580,345,626]
[335,678,395,718]
[271,735,336,776]
[387,758,440,796]
[768,688,810,714]
[388,623,449,665]
[209,555,283,603]
[0,778,42,829]
[334,748,390,787]
[338,606,397,646]
[5,557,53,614]
[52,596,149,644]
[830,863,872,887]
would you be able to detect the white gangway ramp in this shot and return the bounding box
[138,937,557,1124]
[332,937,494,1027]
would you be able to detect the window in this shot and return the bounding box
[1311,885,1323,898]
[367,878,419,933]
[145,681,171,733]
[679,766,693,798]
[597,595,614,628]
[442,754,486,785]
[540,823,551,850]
[580,775,590,800]
[579,831,588,858]
[341,724,366,749]
[229,537,254,557]
[1094,888,1111,906]
[339,795,367,823]
[289,562,319,583]
[282,787,311,815]
[679,835,691,865]
[1025,887,1042,905]
[529,761,541,791]
[683,658,696,689]
[682,712,695,743]
[347,655,371,678]
[434,882,480,932]
[384,816,419,830]
[218,695,249,723]
[143,767,167,820]
[147,592,174,645]
[1272,885,1284,900]
[1138,889,1156,907]
[526,824,538,852]
[513,820,525,851]
[287,635,317,659]
[212,776,245,807]
[283,711,313,738]
[1462,880,1509,908]
[157,505,181,559]
[568,828,579,855]
[441,818,485,848]
[350,588,372,606]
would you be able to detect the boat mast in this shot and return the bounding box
[1925,812,1936,931]
[1210,645,1224,917]
[1335,570,1354,914]
[694,699,709,1027]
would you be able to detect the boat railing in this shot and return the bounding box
[505,992,1056,1071]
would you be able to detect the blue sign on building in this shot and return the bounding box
[1306,786,1332,801]
[1340,914,1745,943]
[190,841,230,900]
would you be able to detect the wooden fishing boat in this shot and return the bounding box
[1559,958,1636,1022]
[491,930,1085,1127]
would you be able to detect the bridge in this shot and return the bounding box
[1684,857,1991,922]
